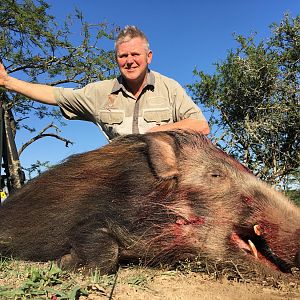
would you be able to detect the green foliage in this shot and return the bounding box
[0,259,123,299]
[0,261,88,299]
[0,0,118,132]
[0,0,120,178]
[126,274,148,287]
[22,160,51,180]
[285,189,300,206]
[188,14,300,186]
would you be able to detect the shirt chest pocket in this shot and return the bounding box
[98,110,125,124]
[143,108,171,124]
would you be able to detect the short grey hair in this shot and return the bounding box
[115,25,150,51]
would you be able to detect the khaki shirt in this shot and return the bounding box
[53,70,206,140]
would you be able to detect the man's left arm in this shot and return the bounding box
[148,81,210,134]
[148,118,210,134]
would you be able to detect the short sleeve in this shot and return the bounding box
[53,81,109,122]
[172,82,206,122]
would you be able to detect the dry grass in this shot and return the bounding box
[0,257,299,300]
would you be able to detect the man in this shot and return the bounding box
[0,26,209,140]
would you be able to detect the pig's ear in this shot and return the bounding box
[145,133,179,179]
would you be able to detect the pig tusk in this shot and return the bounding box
[253,224,262,236]
[248,239,258,259]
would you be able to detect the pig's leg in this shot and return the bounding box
[60,226,120,274]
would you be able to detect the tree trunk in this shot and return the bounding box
[1,101,24,194]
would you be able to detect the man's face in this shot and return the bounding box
[116,37,152,83]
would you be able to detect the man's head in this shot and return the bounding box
[115,26,152,87]
[115,26,150,51]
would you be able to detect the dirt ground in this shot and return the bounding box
[80,268,300,300]
[0,261,299,300]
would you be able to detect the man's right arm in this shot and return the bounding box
[0,63,57,105]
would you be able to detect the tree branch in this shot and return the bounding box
[18,123,73,156]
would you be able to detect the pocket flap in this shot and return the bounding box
[99,110,124,124]
[143,108,170,123]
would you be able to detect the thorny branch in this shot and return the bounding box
[18,123,73,156]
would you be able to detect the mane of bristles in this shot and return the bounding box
[166,130,251,174]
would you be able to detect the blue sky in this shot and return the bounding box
[14,0,300,173]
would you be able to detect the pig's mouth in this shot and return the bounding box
[231,228,292,273]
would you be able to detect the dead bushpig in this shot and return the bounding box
[0,131,299,277]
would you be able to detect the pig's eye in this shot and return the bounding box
[210,172,223,178]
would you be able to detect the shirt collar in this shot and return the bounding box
[111,69,155,94]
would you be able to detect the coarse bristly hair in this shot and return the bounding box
[0,130,299,280]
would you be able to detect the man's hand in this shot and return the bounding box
[0,62,57,105]
[0,63,9,88]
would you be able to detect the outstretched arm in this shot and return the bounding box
[0,63,57,105]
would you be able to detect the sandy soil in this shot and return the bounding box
[1,261,299,300]
[80,268,300,300]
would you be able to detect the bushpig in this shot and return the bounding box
[0,130,299,276]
